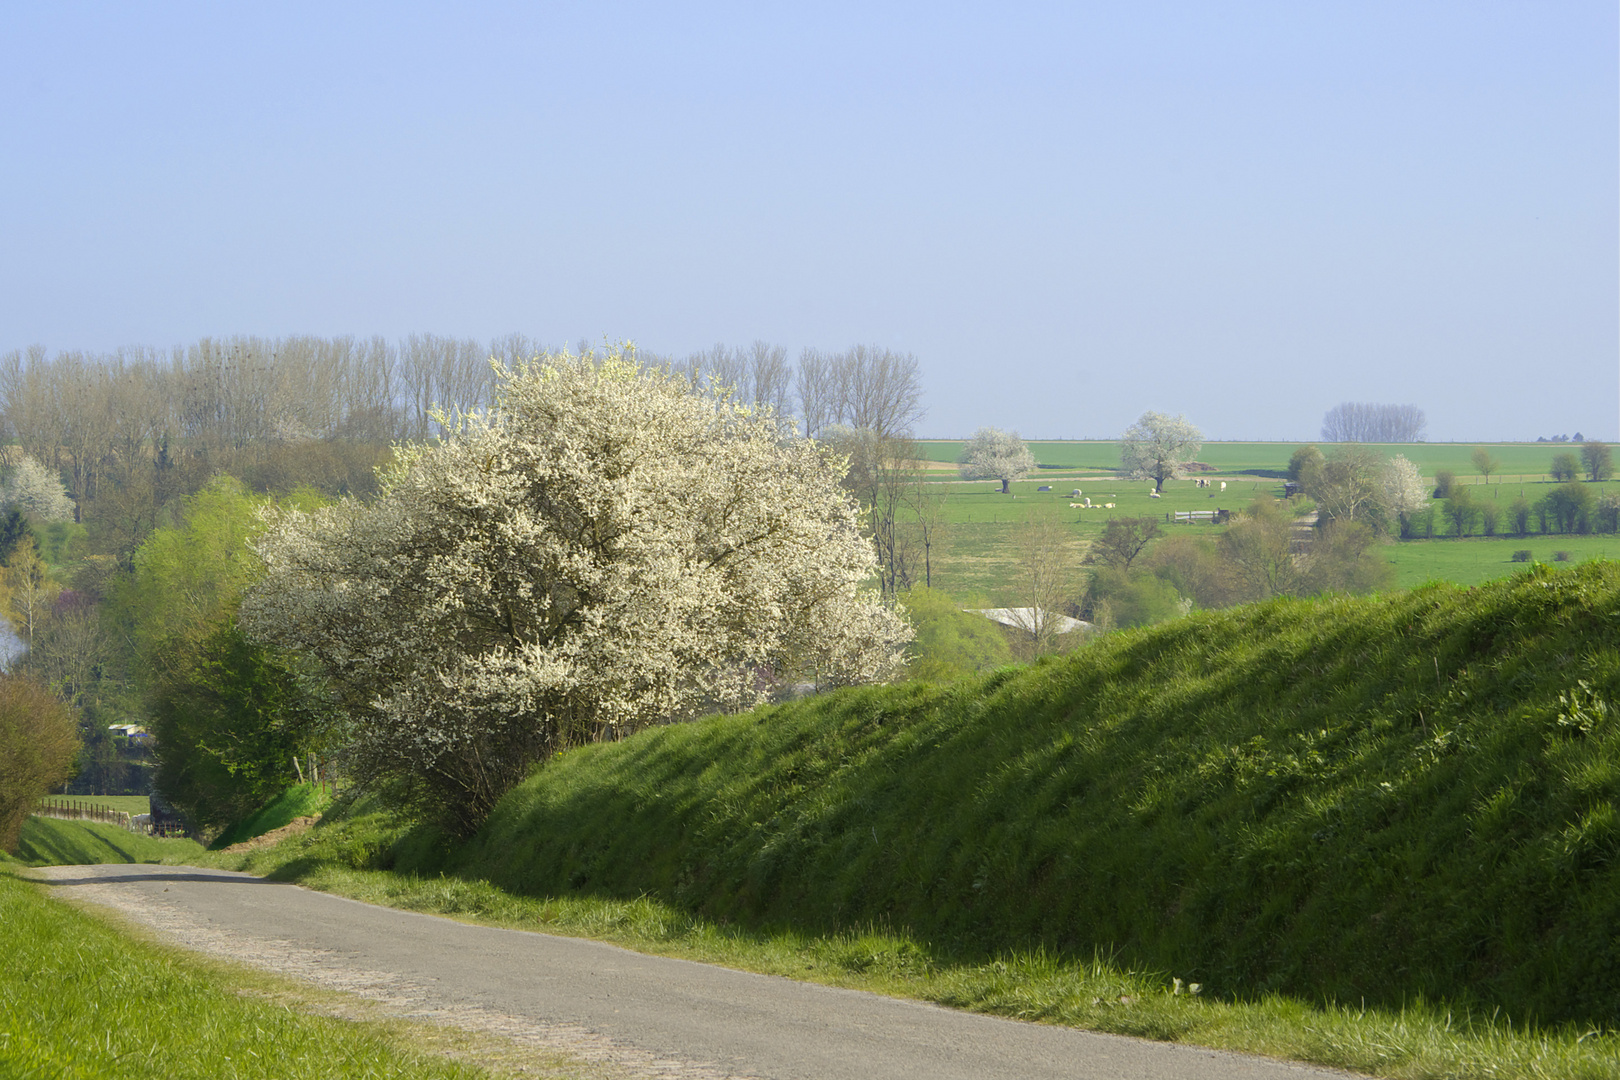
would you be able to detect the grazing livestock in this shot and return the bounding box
[1220,481,1227,492]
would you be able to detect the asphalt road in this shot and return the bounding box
[36,863,1359,1080]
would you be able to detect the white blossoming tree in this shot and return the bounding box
[1120,412,1203,493]
[957,427,1035,493]
[2,455,74,522]
[240,348,911,834]
[1380,454,1429,538]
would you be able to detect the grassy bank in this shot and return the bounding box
[14,816,205,866]
[417,562,1620,1027]
[0,867,581,1079]
[184,561,1620,1076]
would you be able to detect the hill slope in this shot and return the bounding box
[423,561,1620,1025]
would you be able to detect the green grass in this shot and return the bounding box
[198,805,1620,1080]
[917,439,1604,482]
[212,782,335,849]
[0,868,597,1079]
[1387,540,1620,589]
[14,816,205,866]
[187,562,1620,1078]
[39,794,151,816]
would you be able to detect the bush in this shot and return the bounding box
[1554,550,1572,562]
[0,674,80,852]
[900,588,1014,683]
[1510,496,1532,537]
[1432,468,1456,499]
[1511,550,1533,563]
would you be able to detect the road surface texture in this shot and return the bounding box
[35,864,1361,1080]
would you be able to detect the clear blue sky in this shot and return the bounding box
[2,2,1614,442]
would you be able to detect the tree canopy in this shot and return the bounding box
[241,348,911,834]
[957,427,1035,493]
[1119,411,1202,492]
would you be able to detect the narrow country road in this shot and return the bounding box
[35,864,1359,1080]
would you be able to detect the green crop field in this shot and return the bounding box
[916,439,1592,484]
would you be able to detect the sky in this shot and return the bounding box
[2,2,1615,443]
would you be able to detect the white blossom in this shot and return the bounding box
[2,455,74,521]
[240,348,911,832]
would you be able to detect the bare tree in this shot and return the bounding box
[795,348,838,439]
[1321,402,1427,442]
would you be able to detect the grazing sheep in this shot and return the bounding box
[1220,481,1227,491]
[1103,502,1116,509]
[1149,490,1161,498]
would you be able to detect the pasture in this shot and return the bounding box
[906,441,1620,605]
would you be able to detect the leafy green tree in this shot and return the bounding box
[0,673,80,851]
[1542,483,1591,534]
[1300,520,1393,595]
[1510,496,1532,536]
[1287,444,1325,488]
[1081,566,1186,628]
[1581,441,1614,482]
[1471,447,1499,483]
[899,588,1013,682]
[1444,487,1477,537]
[1550,452,1580,483]
[112,476,331,829]
[1433,468,1456,499]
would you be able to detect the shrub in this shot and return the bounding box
[0,674,80,852]
[1554,550,1572,562]
[1479,501,1499,536]
[1511,549,1533,563]
[1432,468,1456,498]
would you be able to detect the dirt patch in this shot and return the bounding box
[222,815,319,853]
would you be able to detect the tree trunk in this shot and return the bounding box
[1001,478,1009,494]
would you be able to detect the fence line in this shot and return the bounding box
[34,798,148,834]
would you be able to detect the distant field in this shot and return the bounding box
[1387,537,1620,590]
[916,439,1591,484]
[39,794,149,815]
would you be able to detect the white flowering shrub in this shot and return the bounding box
[2,456,74,522]
[240,348,910,833]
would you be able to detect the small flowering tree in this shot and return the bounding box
[2,455,74,522]
[241,348,910,834]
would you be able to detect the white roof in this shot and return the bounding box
[968,607,1090,635]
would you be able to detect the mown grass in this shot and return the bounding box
[14,816,205,867]
[190,561,1620,1078]
[0,867,608,1079]
[211,782,334,849]
[38,794,152,816]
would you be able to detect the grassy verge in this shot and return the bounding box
[211,782,335,849]
[14,816,205,866]
[195,808,1620,1080]
[0,868,602,1079]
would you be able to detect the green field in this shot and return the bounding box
[917,439,1596,484]
[903,442,1620,604]
[38,794,150,816]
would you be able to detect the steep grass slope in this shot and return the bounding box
[14,817,204,865]
[430,561,1620,1026]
